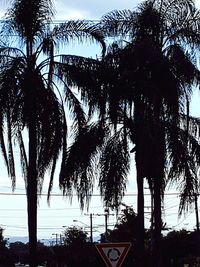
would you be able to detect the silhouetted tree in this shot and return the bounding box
[56,226,96,267]
[9,242,29,264]
[162,229,200,267]
[46,1,200,266]
[0,228,13,266]
[58,34,200,266]
[102,207,138,243]
[0,1,105,266]
[0,228,6,249]
[98,1,200,266]
[63,226,89,247]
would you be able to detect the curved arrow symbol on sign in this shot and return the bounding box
[107,248,120,262]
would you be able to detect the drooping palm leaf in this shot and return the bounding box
[60,122,109,209]
[99,129,130,210]
[52,20,106,56]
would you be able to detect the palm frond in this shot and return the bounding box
[47,100,68,203]
[16,129,28,186]
[167,123,200,214]
[0,122,9,173]
[36,87,65,181]
[7,110,16,190]
[64,85,86,136]
[60,122,109,210]
[178,164,198,216]
[101,9,136,39]
[3,0,54,41]
[99,129,130,210]
[54,56,102,102]
[167,44,200,87]
[159,0,200,47]
[46,155,57,204]
[52,20,106,56]
[54,56,109,120]
[0,46,25,60]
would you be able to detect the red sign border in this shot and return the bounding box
[95,242,131,267]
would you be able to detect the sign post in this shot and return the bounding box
[95,242,131,267]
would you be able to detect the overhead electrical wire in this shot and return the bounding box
[0,191,182,196]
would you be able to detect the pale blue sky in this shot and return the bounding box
[0,0,199,241]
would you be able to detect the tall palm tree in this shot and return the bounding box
[99,1,200,266]
[57,1,200,266]
[0,1,105,266]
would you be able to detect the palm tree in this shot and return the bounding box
[57,1,200,266]
[54,51,131,211]
[0,1,105,266]
[98,1,200,266]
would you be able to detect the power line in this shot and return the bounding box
[172,211,194,228]
[0,224,67,230]
[0,191,181,196]
[0,206,103,211]
[165,213,180,217]
[0,19,101,23]
[163,204,179,211]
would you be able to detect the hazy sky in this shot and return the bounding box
[54,0,140,20]
[0,0,199,241]
[0,0,140,20]
[53,0,200,20]
[0,0,200,19]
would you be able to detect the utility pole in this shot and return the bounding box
[194,193,199,231]
[85,210,115,242]
[60,234,63,245]
[90,213,93,243]
[104,208,109,236]
[75,216,93,243]
[52,233,58,245]
[95,208,115,239]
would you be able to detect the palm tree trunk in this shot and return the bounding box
[134,99,145,267]
[136,170,145,267]
[151,101,164,267]
[152,178,162,267]
[27,85,38,267]
[27,173,37,267]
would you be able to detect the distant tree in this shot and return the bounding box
[101,207,138,243]
[36,242,54,266]
[0,228,13,266]
[162,229,200,266]
[9,242,29,264]
[0,228,7,249]
[51,226,101,267]
[63,226,89,247]
[9,241,53,266]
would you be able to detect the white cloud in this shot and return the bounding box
[54,0,140,20]
[54,5,89,20]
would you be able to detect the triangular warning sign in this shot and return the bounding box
[95,242,131,267]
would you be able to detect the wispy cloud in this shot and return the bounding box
[54,0,139,20]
